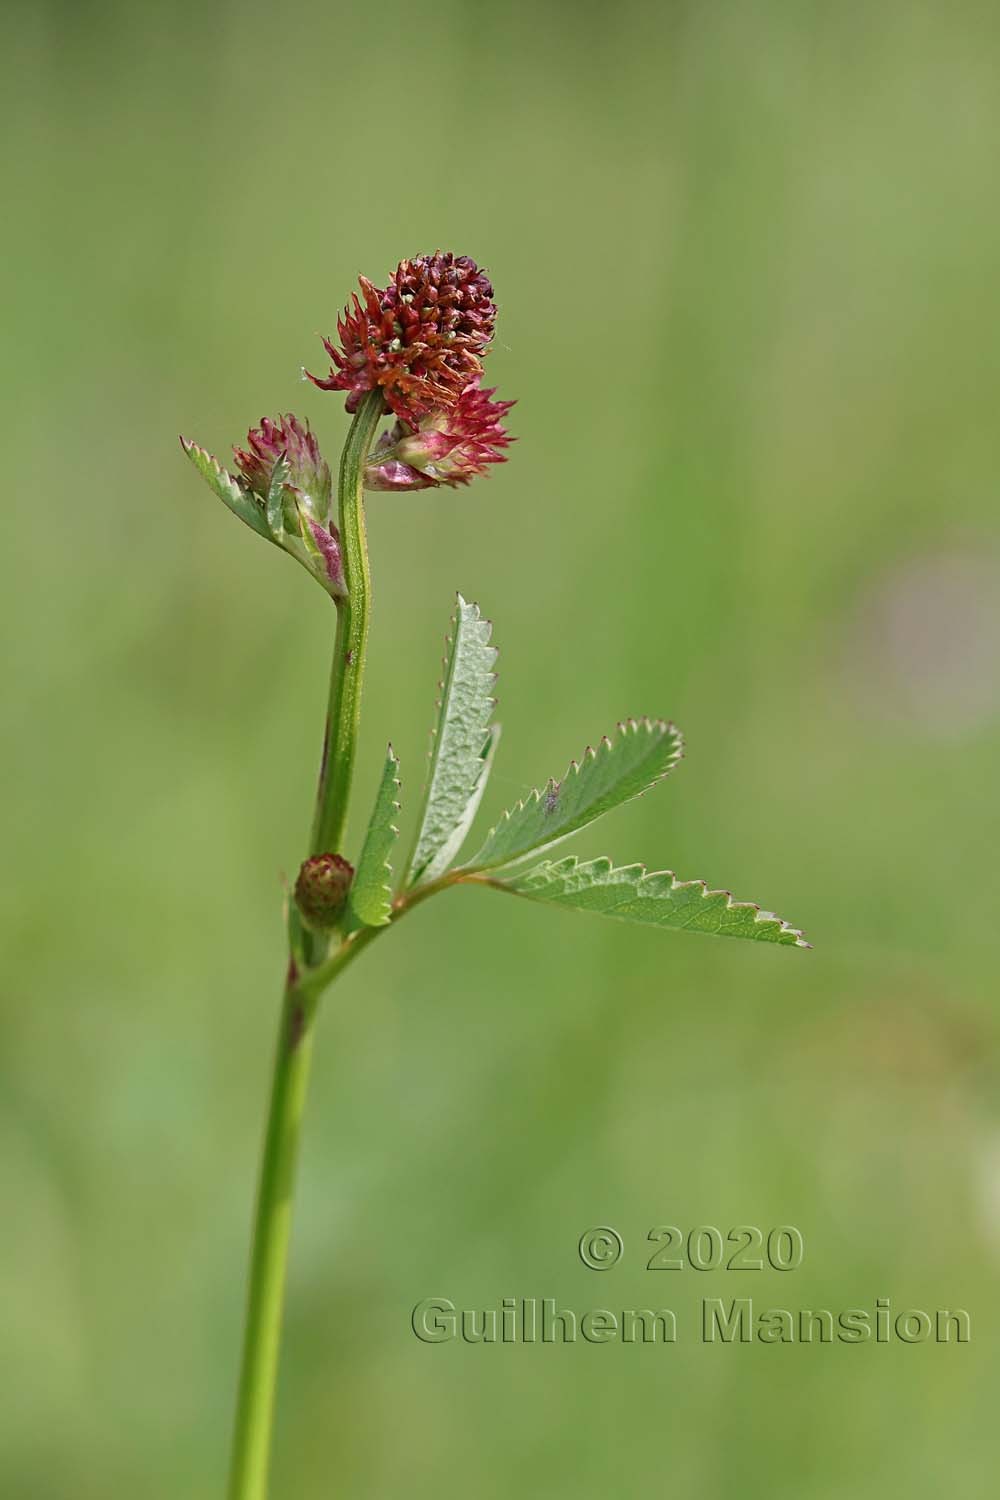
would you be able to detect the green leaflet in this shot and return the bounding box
[265,455,290,536]
[347,746,401,930]
[467,718,683,873]
[180,439,273,541]
[431,722,500,878]
[493,856,809,947]
[405,596,498,887]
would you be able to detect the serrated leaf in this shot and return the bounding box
[467,718,683,873]
[180,438,273,541]
[405,595,498,887]
[347,745,401,930]
[491,856,809,947]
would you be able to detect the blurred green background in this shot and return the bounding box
[3,0,999,1494]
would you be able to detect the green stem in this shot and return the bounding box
[226,878,469,1496]
[310,389,386,856]
[226,390,385,1500]
[225,980,317,1500]
[226,385,477,1497]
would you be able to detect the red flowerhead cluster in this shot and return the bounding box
[365,384,515,491]
[309,250,513,492]
[307,252,498,425]
[181,252,511,603]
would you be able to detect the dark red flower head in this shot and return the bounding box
[307,252,497,425]
[365,382,515,491]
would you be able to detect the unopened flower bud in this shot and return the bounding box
[234,414,331,522]
[181,414,346,599]
[294,853,354,929]
[365,383,514,492]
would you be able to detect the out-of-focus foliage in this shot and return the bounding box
[2,1,998,1495]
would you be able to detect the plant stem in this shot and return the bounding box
[225,980,317,1500]
[226,389,385,1500]
[225,882,471,1496]
[310,388,386,856]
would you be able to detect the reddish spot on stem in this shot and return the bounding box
[288,998,306,1053]
[345,648,354,667]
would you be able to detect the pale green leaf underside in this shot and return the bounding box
[180,439,272,541]
[420,724,500,885]
[494,856,809,947]
[347,745,401,930]
[406,596,498,886]
[468,717,683,872]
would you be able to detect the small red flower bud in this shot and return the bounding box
[294,853,354,929]
[234,414,331,520]
[307,252,497,425]
[231,415,344,597]
[365,383,515,491]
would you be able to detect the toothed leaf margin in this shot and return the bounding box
[489,855,809,947]
[468,718,683,872]
[347,746,401,930]
[405,595,498,887]
[180,438,273,541]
